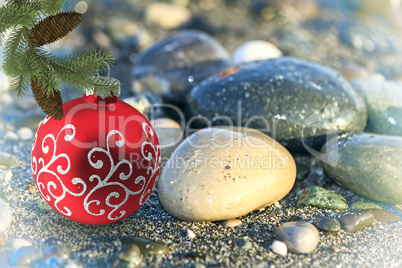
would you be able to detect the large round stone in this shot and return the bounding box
[187,57,367,152]
[158,127,296,221]
[132,30,230,104]
[323,133,402,204]
[352,79,402,136]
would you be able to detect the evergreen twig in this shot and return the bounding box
[0,0,120,119]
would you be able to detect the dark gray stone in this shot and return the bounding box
[187,57,367,152]
[352,79,402,136]
[338,212,375,233]
[323,133,402,203]
[132,30,230,104]
[317,217,341,233]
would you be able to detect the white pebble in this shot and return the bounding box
[5,171,12,181]
[7,238,32,250]
[17,127,34,141]
[233,40,282,64]
[0,198,12,232]
[271,240,288,256]
[146,2,191,29]
[186,229,196,239]
[3,131,19,141]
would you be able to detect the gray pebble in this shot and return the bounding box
[3,131,18,141]
[42,243,71,259]
[121,237,169,255]
[296,163,309,181]
[338,212,375,232]
[0,152,21,167]
[8,246,43,267]
[16,127,34,141]
[219,219,242,228]
[0,198,12,232]
[118,244,142,266]
[0,231,7,246]
[235,237,252,250]
[274,221,320,253]
[7,238,33,250]
[317,217,341,233]
[369,209,398,223]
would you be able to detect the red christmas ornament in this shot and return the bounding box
[31,91,161,225]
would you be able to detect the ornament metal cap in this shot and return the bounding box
[85,63,121,98]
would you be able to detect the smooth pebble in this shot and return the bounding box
[121,237,169,255]
[159,127,296,221]
[0,198,12,232]
[186,229,196,239]
[235,237,252,250]
[0,152,21,167]
[338,212,375,232]
[323,133,402,203]
[187,57,367,152]
[7,238,33,250]
[219,219,242,228]
[16,127,34,140]
[151,118,183,159]
[271,240,288,256]
[232,40,282,64]
[317,217,341,233]
[146,2,191,29]
[274,221,319,253]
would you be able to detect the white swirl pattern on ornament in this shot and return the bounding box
[32,120,160,221]
[32,124,87,216]
[83,123,160,220]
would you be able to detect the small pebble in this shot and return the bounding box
[8,246,43,267]
[350,201,382,211]
[42,243,71,259]
[317,217,341,233]
[16,127,34,141]
[219,218,242,228]
[0,152,21,167]
[7,238,33,250]
[38,200,53,214]
[151,118,183,159]
[296,163,309,181]
[121,237,169,255]
[4,171,12,181]
[338,212,375,232]
[369,209,398,223]
[118,244,142,266]
[271,240,288,256]
[274,221,319,254]
[146,2,191,29]
[0,231,7,246]
[232,40,282,64]
[22,114,45,129]
[296,186,347,210]
[0,198,12,232]
[3,131,18,141]
[187,229,196,239]
[235,237,252,250]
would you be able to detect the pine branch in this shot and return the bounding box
[39,0,66,15]
[0,1,41,34]
[2,28,26,77]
